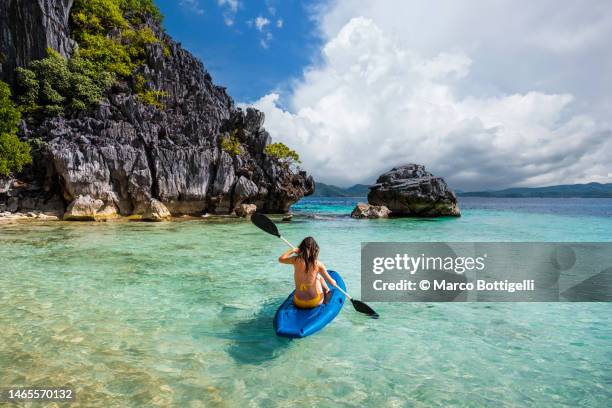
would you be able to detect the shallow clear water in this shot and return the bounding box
[0,198,611,406]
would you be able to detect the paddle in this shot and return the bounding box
[251,213,379,319]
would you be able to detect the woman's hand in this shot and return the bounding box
[279,247,299,264]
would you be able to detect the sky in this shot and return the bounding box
[158,0,612,190]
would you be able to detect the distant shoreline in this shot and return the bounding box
[313,182,612,199]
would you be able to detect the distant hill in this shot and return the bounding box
[312,182,370,197]
[459,183,612,198]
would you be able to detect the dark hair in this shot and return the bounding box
[298,236,319,273]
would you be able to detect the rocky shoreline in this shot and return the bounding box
[0,208,265,223]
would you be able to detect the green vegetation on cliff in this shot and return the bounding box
[0,81,31,176]
[221,130,243,156]
[70,0,161,78]
[14,0,165,117]
[264,142,301,168]
[134,74,167,109]
[15,49,114,116]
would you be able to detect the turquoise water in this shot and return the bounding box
[0,197,611,406]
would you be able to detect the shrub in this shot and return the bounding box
[70,0,161,79]
[0,81,21,135]
[221,131,242,156]
[134,74,167,109]
[0,81,32,176]
[12,0,164,118]
[15,49,113,116]
[264,142,301,168]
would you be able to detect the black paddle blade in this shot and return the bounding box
[350,299,379,319]
[251,213,280,237]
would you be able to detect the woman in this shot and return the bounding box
[278,236,337,309]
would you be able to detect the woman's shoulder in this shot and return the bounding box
[316,260,326,270]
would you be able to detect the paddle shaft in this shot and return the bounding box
[279,235,353,300]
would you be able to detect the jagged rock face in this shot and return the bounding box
[368,164,460,217]
[0,0,75,86]
[0,1,314,216]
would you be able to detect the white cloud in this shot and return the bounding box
[218,0,239,26]
[265,0,276,15]
[276,19,283,28]
[255,16,270,32]
[252,16,274,48]
[316,0,612,123]
[179,0,204,16]
[218,0,238,12]
[260,32,273,49]
[251,17,611,189]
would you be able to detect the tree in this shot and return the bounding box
[0,81,31,176]
[13,0,165,118]
[264,142,301,168]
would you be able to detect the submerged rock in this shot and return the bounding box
[351,203,390,219]
[368,164,460,217]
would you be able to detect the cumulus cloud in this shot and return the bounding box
[218,0,239,26]
[251,17,611,189]
[316,0,612,123]
[218,0,238,12]
[255,16,270,31]
[260,32,273,49]
[179,0,204,16]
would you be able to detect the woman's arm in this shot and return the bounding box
[278,248,299,264]
[318,262,337,287]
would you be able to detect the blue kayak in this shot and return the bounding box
[274,270,346,338]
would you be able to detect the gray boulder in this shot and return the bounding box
[235,203,257,217]
[64,195,104,221]
[368,164,460,217]
[141,199,171,221]
[351,202,391,218]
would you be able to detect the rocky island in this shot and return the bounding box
[352,164,460,218]
[0,0,313,221]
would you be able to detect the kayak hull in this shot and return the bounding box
[273,270,346,338]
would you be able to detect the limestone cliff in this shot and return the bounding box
[0,0,313,217]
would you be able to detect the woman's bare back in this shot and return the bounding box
[293,258,323,300]
[278,246,337,304]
